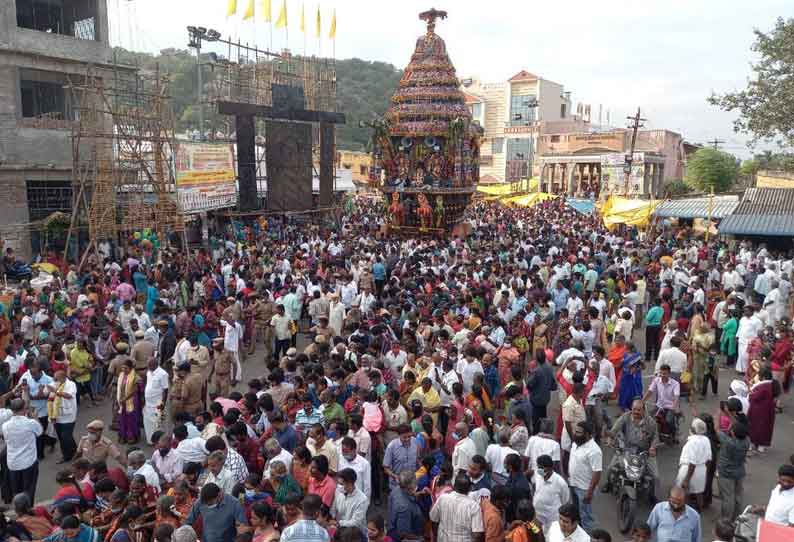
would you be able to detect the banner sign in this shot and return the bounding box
[175,142,237,213]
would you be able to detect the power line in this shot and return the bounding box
[708,138,725,150]
[623,107,647,194]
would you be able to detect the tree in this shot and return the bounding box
[685,148,739,192]
[708,17,794,147]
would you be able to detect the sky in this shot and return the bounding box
[109,0,793,158]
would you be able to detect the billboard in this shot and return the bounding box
[601,152,647,196]
[175,142,237,213]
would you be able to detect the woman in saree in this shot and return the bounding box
[720,309,738,368]
[268,460,302,506]
[116,360,141,444]
[106,505,143,542]
[691,322,714,399]
[748,368,781,454]
[770,327,793,401]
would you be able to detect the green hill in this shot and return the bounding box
[110,47,402,151]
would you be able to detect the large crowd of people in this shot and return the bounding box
[0,195,792,542]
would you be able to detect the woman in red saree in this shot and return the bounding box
[771,329,793,397]
[748,369,780,454]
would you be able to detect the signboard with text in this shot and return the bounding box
[175,142,237,213]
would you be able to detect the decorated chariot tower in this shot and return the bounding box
[368,8,482,234]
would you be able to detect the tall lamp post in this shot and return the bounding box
[187,26,221,141]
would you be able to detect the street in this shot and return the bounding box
[34,332,791,539]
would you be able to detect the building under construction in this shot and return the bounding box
[0,0,118,259]
[65,64,183,264]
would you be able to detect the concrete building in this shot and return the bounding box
[461,70,587,183]
[536,128,690,199]
[0,0,113,257]
[336,149,371,186]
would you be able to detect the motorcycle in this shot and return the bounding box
[607,442,654,533]
[650,405,681,445]
[734,505,761,542]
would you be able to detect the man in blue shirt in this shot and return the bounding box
[186,483,248,542]
[647,486,701,542]
[383,425,419,489]
[19,361,55,459]
[372,258,387,298]
[270,411,298,452]
[388,471,424,542]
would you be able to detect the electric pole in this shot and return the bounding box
[624,107,646,195]
[708,138,725,150]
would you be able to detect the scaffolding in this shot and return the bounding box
[65,64,183,264]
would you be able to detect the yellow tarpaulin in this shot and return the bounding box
[476,184,516,196]
[600,195,659,229]
[503,192,557,208]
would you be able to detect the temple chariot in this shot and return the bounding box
[368,8,482,235]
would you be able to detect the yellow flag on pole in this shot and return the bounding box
[315,6,320,38]
[261,0,271,22]
[328,8,336,39]
[299,4,305,33]
[227,0,238,17]
[243,0,254,20]
[275,0,287,28]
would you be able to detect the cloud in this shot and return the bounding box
[113,0,791,157]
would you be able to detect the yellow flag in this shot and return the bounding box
[261,0,271,22]
[243,0,254,20]
[227,0,237,17]
[299,4,305,33]
[275,0,287,28]
[328,8,336,39]
[315,6,320,38]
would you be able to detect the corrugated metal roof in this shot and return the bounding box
[719,188,794,236]
[654,195,739,219]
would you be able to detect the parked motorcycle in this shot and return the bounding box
[734,505,761,542]
[607,443,654,533]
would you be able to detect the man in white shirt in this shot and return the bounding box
[429,475,484,542]
[51,370,78,462]
[200,450,236,494]
[174,425,209,464]
[655,336,688,378]
[221,318,244,378]
[484,429,519,481]
[338,437,371,498]
[450,422,476,475]
[567,420,602,533]
[263,438,293,480]
[456,350,483,394]
[384,343,408,379]
[143,357,169,444]
[525,419,561,475]
[533,454,570,536]
[128,449,161,493]
[330,468,369,538]
[757,464,794,526]
[2,398,43,502]
[736,305,763,374]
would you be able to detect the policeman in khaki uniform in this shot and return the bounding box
[74,420,127,466]
[170,363,188,420]
[247,293,274,358]
[181,361,205,416]
[211,338,235,397]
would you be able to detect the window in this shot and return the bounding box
[16,0,97,41]
[510,94,536,126]
[20,69,73,120]
[560,103,567,118]
[550,135,560,143]
[359,165,367,176]
[470,103,482,119]
[506,138,532,181]
[491,137,504,154]
[26,180,72,221]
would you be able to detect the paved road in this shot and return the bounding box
[33,332,791,539]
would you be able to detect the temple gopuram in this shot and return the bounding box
[368,8,483,235]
